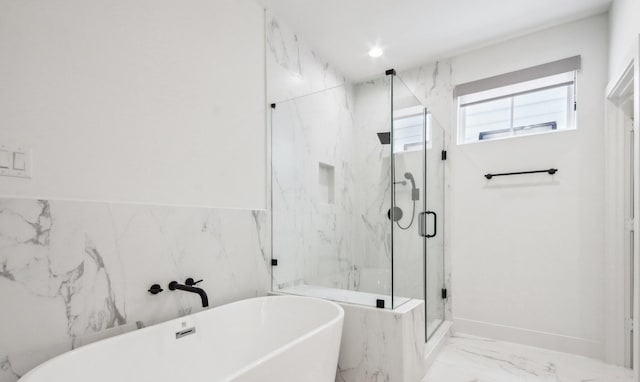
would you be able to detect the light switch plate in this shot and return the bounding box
[13,152,26,171]
[0,144,32,178]
[0,150,9,169]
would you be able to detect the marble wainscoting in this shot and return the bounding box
[336,300,426,382]
[0,198,270,382]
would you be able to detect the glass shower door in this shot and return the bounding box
[391,74,445,341]
[425,121,446,340]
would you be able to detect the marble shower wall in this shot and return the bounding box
[351,78,393,291]
[267,10,368,292]
[271,84,362,291]
[268,40,396,295]
[266,11,346,103]
[0,199,270,382]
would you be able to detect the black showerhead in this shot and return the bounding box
[377,132,391,145]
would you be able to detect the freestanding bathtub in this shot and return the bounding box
[18,296,344,382]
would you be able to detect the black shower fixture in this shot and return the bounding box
[387,206,404,222]
[377,132,391,145]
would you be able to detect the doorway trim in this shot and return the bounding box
[605,34,640,371]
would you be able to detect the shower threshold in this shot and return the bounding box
[276,284,412,309]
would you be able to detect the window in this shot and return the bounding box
[393,106,431,153]
[456,57,580,144]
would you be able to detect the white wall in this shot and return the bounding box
[449,14,610,358]
[609,0,640,79]
[0,0,266,209]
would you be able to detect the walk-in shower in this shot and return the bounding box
[270,70,446,340]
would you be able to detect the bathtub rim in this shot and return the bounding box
[223,295,344,380]
[18,295,344,382]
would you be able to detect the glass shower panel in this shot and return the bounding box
[271,82,394,308]
[390,77,426,310]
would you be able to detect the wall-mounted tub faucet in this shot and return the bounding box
[168,278,209,308]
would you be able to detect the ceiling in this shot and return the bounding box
[256,0,611,82]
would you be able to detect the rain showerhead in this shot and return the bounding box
[377,132,390,145]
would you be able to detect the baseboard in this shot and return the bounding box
[454,317,603,359]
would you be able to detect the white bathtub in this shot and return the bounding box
[19,296,344,382]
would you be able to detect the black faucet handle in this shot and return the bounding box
[148,284,163,295]
[185,278,203,286]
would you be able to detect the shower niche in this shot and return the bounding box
[271,70,446,341]
[318,162,335,205]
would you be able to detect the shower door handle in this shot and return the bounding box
[426,211,437,238]
[419,211,437,238]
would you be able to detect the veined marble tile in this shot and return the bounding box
[271,82,361,292]
[422,334,634,382]
[0,198,270,382]
[337,299,426,382]
[266,11,346,103]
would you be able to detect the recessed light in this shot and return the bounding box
[368,47,383,58]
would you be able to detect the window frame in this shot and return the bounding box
[456,70,578,145]
[393,106,432,153]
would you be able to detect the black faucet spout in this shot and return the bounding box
[168,281,209,308]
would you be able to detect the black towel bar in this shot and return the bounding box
[484,168,557,180]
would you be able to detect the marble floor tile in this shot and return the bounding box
[422,334,634,382]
